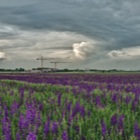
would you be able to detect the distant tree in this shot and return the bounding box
[63,69,70,72]
[19,68,25,71]
[0,69,5,71]
[15,68,25,71]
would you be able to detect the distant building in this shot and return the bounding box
[41,68,58,72]
[25,68,58,73]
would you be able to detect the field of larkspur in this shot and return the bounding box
[0,73,140,140]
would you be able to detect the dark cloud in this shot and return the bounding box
[0,0,140,69]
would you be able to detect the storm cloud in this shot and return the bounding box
[0,0,140,69]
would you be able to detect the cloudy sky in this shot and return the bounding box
[0,0,140,70]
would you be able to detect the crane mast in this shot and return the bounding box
[50,61,72,70]
[36,56,57,72]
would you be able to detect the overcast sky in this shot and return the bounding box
[0,0,140,70]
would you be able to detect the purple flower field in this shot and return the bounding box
[0,73,140,140]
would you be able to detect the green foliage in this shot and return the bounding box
[0,79,139,139]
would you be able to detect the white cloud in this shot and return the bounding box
[108,46,140,59]
[0,25,98,61]
[108,50,126,58]
[72,42,96,60]
[0,51,6,60]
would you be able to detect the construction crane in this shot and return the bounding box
[50,61,72,70]
[36,56,58,72]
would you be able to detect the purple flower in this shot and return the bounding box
[80,105,85,117]
[118,115,124,131]
[66,102,72,112]
[44,120,50,135]
[95,96,103,108]
[75,102,81,112]
[87,111,91,117]
[1,117,12,140]
[61,111,66,120]
[57,93,62,106]
[81,136,86,140]
[19,114,28,130]
[68,115,74,127]
[19,88,24,99]
[39,103,43,111]
[11,101,19,115]
[62,130,69,140]
[134,123,140,138]
[26,132,37,140]
[26,108,36,124]
[16,133,20,140]
[111,93,117,103]
[5,135,11,140]
[4,104,8,118]
[36,111,41,127]
[125,96,132,104]
[71,102,81,117]
[101,120,107,136]
[51,122,58,133]
[74,125,79,133]
[10,90,14,96]
[132,100,137,111]
[110,114,117,126]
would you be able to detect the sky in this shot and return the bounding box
[0,0,140,70]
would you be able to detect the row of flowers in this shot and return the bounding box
[0,74,140,139]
